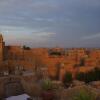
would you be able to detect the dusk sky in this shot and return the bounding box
[0,0,100,47]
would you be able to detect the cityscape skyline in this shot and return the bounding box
[0,0,100,47]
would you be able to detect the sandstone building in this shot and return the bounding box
[0,34,100,80]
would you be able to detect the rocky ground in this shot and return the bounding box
[0,75,100,100]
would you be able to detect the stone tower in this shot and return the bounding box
[0,34,5,62]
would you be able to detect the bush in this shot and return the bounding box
[73,90,95,100]
[42,79,53,91]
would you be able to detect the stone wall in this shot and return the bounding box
[0,76,23,98]
[0,75,41,98]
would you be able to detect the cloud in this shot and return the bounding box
[0,0,100,47]
[0,25,56,46]
[33,18,54,22]
[82,33,100,40]
[4,32,56,47]
[33,32,56,37]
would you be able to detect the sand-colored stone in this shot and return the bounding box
[0,34,100,80]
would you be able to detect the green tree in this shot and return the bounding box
[76,68,100,83]
[76,72,85,81]
[63,72,72,87]
[23,45,30,50]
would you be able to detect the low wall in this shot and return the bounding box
[0,75,41,98]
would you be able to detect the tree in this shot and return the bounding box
[23,45,31,50]
[63,72,72,87]
[76,68,100,83]
[76,72,85,82]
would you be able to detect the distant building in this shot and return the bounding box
[0,33,100,80]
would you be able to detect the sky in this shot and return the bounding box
[0,0,100,47]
